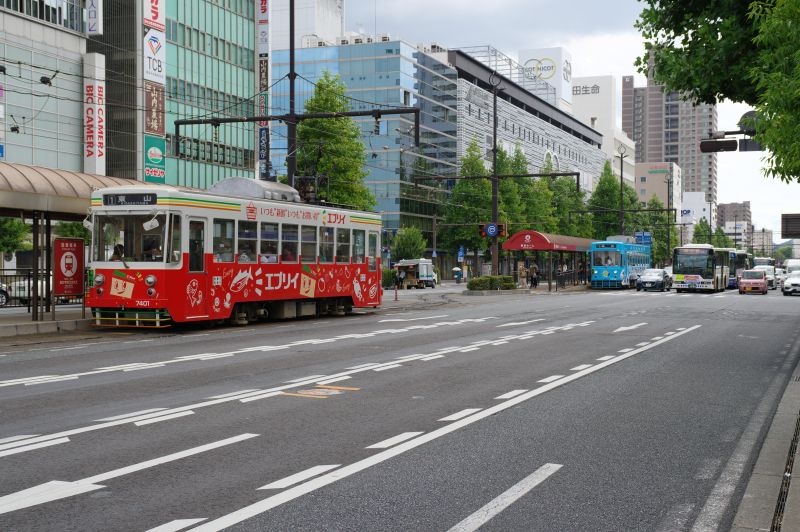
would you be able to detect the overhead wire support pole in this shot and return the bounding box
[490,71,501,276]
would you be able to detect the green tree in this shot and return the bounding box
[712,226,734,248]
[587,161,640,240]
[692,218,713,244]
[296,71,375,210]
[54,222,91,245]
[635,0,800,182]
[641,195,678,265]
[391,226,427,261]
[775,246,793,262]
[495,147,523,234]
[0,218,29,253]
[440,139,491,256]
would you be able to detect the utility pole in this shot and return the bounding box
[707,194,714,245]
[287,0,297,188]
[617,145,627,236]
[490,72,501,276]
[665,173,672,265]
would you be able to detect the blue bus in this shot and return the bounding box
[590,240,651,289]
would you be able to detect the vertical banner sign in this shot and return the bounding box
[257,0,269,57]
[83,53,106,175]
[144,81,165,136]
[144,0,165,31]
[257,0,271,180]
[53,238,85,297]
[143,29,166,85]
[86,0,103,35]
[144,135,167,183]
[0,82,5,160]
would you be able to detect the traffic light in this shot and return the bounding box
[479,224,487,237]
[699,139,738,153]
[499,224,507,237]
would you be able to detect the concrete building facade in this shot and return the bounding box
[752,228,774,257]
[634,162,682,214]
[271,0,344,50]
[717,201,752,230]
[681,191,715,244]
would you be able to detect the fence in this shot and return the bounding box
[0,269,84,309]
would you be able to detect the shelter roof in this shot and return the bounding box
[501,230,596,252]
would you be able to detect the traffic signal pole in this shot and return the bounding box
[490,73,500,276]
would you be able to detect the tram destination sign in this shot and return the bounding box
[103,193,157,206]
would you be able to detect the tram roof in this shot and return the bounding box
[0,162,196,220]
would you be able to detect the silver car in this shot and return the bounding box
[783,271,800,296]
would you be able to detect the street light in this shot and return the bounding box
[489,71,503,276]
[617,144,628,235]
[664,173,672,265]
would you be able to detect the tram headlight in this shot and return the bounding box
[94,273,105,286]
[144,275,157,287]
[593,269,597,275]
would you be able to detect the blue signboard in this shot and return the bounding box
[258,127,269,161]
[0,144,4,159]
[457,245,464,263]
[485,223,499,237]
[634,231,652,245]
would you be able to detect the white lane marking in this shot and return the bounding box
[239,392,283,404]
[315,376,351,385]
[664,332,675,336]
[96,408,167,421]
[570,364,593,371]
[189,326,702,532]
[676,327,686,330]
[0,438,70,458]
[379,315,448,323]
[23,376,80,385]
[0,435,38,445]
[258,465,341,490]
[537,375,564,383]
[0,434,258,516]
[345,363,381,370]
[439,409,482,422]
[207,390,259,400]
[123,339,155,344]
[366,432,424,449]
[134,411,195,426]
[146,519,208,532]
[596,356,615,361]
[496,319,545,328]
[373,364,402,372]
[495,390,528,400]
[635,342,650,347]
[283,375,326,383]
[651,336,664,341]
[613,322,648,333]
[420,354,445,361]
[459,347,480,353]
[447,463,563,532]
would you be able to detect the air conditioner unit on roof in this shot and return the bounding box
[340,38,349,45]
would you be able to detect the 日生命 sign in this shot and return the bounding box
[54,238,85,297]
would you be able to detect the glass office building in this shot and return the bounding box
[270,41,458,239]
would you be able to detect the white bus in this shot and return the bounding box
[672,244,729,293]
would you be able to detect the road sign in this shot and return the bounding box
[432,250,437,258]
[700,139,738,153]
[485,223,499,237]
[457,245,464,263]
[634,231,652,245]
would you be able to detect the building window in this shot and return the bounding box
[640,176,646,182]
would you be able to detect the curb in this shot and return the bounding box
[0,319,92,338]
[732,329,800,531]
[462,288,591,296]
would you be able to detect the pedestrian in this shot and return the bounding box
[519,266,528,288]
[531,264,539,288]
[396,268,406,289]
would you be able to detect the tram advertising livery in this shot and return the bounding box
[85,178,383,327]
[590,238,651,289]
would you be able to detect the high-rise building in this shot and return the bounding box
[622,73,718,205]
[571,75,635,187]
[88,0,256,186]
[717,201,752,230]
[1,2,92,171]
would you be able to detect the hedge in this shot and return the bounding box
[382,268,397,288]
[466,275,516,291]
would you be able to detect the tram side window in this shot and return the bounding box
[301,227,317,263]
[260,222,279,263]
[168,215,182,263]
[213,219,235,262]
[317,226,333,263]
[189,220,205,272]
[281,224,298,262]
[237,221,257,263]
[352,229,366,263]
[368,231,378,271]
[336,228,350,263]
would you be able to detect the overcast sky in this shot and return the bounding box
[346,0,800,240]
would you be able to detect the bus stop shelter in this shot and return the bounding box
[0,162,184,322]
[502,230,596,291]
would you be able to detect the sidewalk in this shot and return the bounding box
[0,306,91,338]
[733,330,800,531]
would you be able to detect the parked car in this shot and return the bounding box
[753,265,777,290]
[636,268,672,292]
[739,269,768,295]
[0,282,8,307]
[6,276,77,305]
[783,271,800,296]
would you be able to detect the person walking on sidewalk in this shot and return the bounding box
[530,264,539,289]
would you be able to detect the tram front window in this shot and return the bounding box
[593,251,621,267]
[94,213,168,262]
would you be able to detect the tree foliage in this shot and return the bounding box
[391,226,427,261]
[0,218,29,253]
[712,226,735,249]
[296,71,375,210]
[440,140,491,254]
[692,218,713,244]
[640,195,678,265]
[587,161,639,240]
[54,222,91,244]
[636,0,800,182]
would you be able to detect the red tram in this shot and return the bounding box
[86,178,383,327]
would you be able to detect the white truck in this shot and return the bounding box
[396,258,437,289]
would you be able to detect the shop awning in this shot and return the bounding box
[501,230,596,252]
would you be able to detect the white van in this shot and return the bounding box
[784,259,800,275]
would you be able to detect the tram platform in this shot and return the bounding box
[0,306,90,338]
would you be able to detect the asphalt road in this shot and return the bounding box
[1,287,799,531]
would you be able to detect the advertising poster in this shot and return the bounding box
[144,134,167,183]
[144,0,165,31]
[144,80,165,136]
[54,238,85,296]
[144,29,166,85]
[83,53,106,175]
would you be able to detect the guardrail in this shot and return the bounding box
[0,269,84,309]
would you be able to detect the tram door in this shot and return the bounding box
[186,219,208,318]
